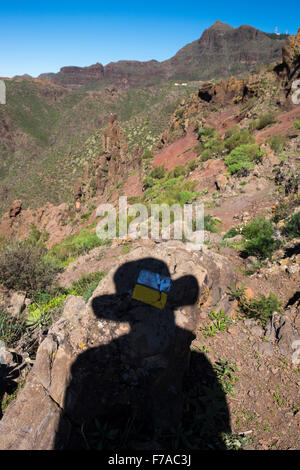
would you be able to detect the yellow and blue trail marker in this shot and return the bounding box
[132,270,172,310]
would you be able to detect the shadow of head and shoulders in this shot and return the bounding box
[54,257,231,450]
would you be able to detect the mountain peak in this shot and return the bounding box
[209,20,234,31]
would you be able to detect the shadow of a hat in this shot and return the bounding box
[91,257,199,322]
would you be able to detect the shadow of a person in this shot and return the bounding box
[0,357,23,420]
[54,257,231,450]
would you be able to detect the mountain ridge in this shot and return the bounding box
[35,21,288,88]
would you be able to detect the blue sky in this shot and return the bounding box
[1,1,299,77]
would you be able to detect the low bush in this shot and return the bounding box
[150,165,166,179]
[49,227,108,265]
[230,284,282,326]
[143,175,199,206]
[281,211,300,239]
[67,271,106,302]
[268,135,287,153]
[25,271,106,332]
[143,176,155,189]
[214,360,239,396]
[0,242,61,296]
[204,215,221,233]
[193,143,204,155]
[142,148,153,159]
[225,144,263,175]
[251,112,277,131]
[241,216,277,259]
[224,129,255,152]
[223,227,240,239]
[0,309,26,346]
[199,309,232,338]
[201,138,224,160]
[188,159,198,171]
[25,295,66,330]
[168,165,187,178]
[224,125,240,139]
[294,120,300,130]
[198,127,216,140]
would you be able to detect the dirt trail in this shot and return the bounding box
[208,186,275,232]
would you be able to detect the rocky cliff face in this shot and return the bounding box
[164,21,285,81]
[282,27,300,80]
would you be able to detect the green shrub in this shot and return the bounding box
[224,130,255,152]
[214,360,238,396]
[0,242,61,295]
[224,125,240,139]
[193,143,204,155]
[268,135,287,153]
[25,295,66,330]
[198,127,216,139]
[175,107,184,119]
[230,285,282,326]
[281,211,300,239]
[49,227,107,264]
[188,159,198,171]
[0,309,26,346]
[223,227,240,239]
[196,127,222,161]
[204,215,221,233]
[150,165,166,179]
[142,148,153,159]
[168,165,187,178]
[252,112,277,131]
[143,175,199,207]
[178,190,196,204]
[200,309,232,338]
[25,272,106,332]
[271,201,291,224]
[25,224,49,248]
[143,176,155,189]
[201,138,224,160]
[294,121,300,130]
[241,216,277,259]
[225,144,263,175]
[67,271,106,302]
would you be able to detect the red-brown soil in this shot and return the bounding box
[153,128,198,171]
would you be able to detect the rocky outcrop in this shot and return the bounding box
[0,202,72,247]
[102,114,127,158]
[0,289,30,317]
[197,75,259,106]
[265,311,300,358]
[282,28,300,80]
[275,28,300,102]
[157,73,263,149]
[83,115,130,197]
[0,240,235,449]
[9,200,22,218]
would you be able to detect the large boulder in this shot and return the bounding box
[0,241,235,449]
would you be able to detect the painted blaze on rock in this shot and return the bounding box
[132,269,172,310]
